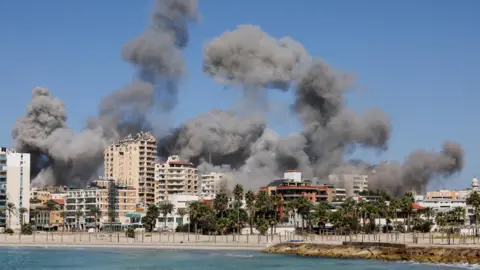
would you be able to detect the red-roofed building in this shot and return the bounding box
[155,155,198,201]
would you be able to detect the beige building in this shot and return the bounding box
[200,172,227,199]
[155,155,198,201]
[104,131,157,205]
[30,188,51,204]
[65,179,136,229]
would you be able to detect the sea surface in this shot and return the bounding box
[0,247,476,269]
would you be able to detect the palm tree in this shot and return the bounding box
[75,209,84,230]
[177,208,187,226]
[158,201,175,229]
[245,190,256,234]
[213,193,229,219]
[389,198,401,230]
[423,207,435,223]
[296,196,313,233]
[18,207,28,225]
[6,202,16,230]
[29,208,39,231]
[88,206,101,231]
[467,191,480,235]
[45,201,58,231]
[59,211,67,232]
[401,192,414,232]
[271,194,283,234]
[187,201,204,235]
[233,184,244,235]
[312,201,330,229]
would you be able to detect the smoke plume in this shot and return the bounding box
[11,2,464,195]
[12,0,199,187]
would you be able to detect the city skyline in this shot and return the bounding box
[1,1,478,191]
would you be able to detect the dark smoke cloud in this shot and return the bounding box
[369,141,464,196]
[12,0,199,187]
[203,24,311,105]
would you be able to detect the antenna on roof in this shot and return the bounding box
[208,151,212,164]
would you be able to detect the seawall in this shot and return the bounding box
[263,242,480,264]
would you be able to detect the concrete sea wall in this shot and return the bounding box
[263,242,480,264]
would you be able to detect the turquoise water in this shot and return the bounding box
[0,247,470,269]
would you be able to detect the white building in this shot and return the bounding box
[200,172,227,199]
[155,155,198,202]
[156,193,199,230]
[0,147,30,230]
[328,174,368,197]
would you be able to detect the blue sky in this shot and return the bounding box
[0,0,478,190]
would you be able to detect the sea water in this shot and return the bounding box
[0,247,473,269]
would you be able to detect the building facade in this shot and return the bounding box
[200,172,226,199]
[155,156,198,202]
[0,147,30,229]
[157,193,199,230]
[104,132,157,205]
[328,174,368,197]
[64,180,136,230]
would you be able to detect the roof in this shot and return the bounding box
[155,161,194,166]
[412,203,424,210]
[50,199,65,205]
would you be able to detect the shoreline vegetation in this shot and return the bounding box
[264,242,480,264]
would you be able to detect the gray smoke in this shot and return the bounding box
[203,24,311,105]
[369,141,464,196]
[12,0,199,187]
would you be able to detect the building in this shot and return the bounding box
[32,199,65,230]
[200,172,227,199]
[260,171,328,217]
[64,179,136,230]
[30,188,51,204]
[0,147,30,229]
[328,174,368,197]
[157,193,199,230]
[104,132,157,205]
[320,184,347,202]
[155,155,198,202]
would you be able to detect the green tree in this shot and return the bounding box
[467,191,480,235]
[45,200,58,230]
[213,193,229,219]
[6,202,16,230]
[29,208,39,231]
[232,184,244,235]
[88,206,102,231]
[158,201,175,228]
[18,207,28,225]
[245,190,256,234]
[401,192,414,232]
[177,208,187,225]
[141,204,160,232]
[295,196,313,233]
[59,210,67,232]
[75,209,84,230]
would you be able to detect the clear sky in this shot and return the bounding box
[0,0,478,191]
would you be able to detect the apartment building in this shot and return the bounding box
[30,188,51,204]
[64,179,136,230]
[200,172,227,199]
[0,147,30,229]
[104,132,157,205]
[155,155,198,202]
[328,174,368,197]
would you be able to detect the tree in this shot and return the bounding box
[45,200,58,230]
[296,196,313,233]
[141,204,160,232]
[401,192,414,232]
[423,207,435,223]
[29,208,39,231]
[88,206,102,231]
[75,209,84,230]
[467,191,480,235]
[245,190,256,234]
[6,202,16,230]
[158,201,175,229]
[312,201,330,229]
[59,211,67,232]
[213,193,229,219]
[233,184,244,235]
[18,207,28,225]
[177,208,187,225]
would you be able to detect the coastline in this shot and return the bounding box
[0,242,264,251]
[263,242,480,264]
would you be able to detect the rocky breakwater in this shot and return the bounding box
[263,242,480,264]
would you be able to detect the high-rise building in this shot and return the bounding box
[200,172,227,199]
[0,147,30,229]
[104,132,157,205]
[155,155,198,201]
[328,174,368,197]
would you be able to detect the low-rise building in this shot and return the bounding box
[157,193,199,230]
[328,174,368,197]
